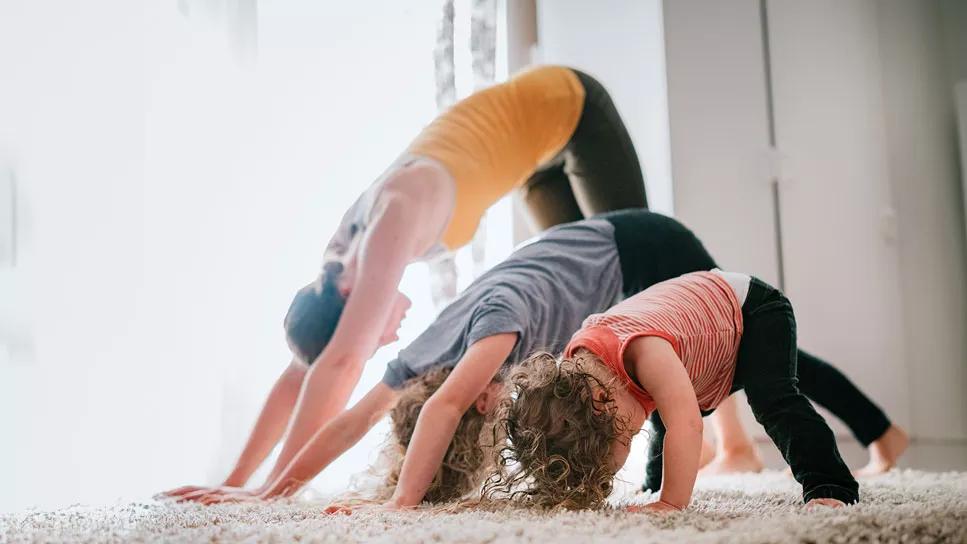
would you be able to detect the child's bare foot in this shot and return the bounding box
[698,446,764,477]
[855,425,908,477]
[699,439,716,469]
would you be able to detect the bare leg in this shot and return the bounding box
[699,394,764,476]
[855,425,909,476]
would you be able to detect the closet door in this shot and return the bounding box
[767,0,910,426]
[664,0,913,442]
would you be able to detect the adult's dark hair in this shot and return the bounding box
[283,261,346,364]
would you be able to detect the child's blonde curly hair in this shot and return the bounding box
[382,367,497,503]
[483,350,630,510]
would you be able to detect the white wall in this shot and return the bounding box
[535,0,674,216]
[875,0,967,440]
[0,0,443,511]
[766,0,912,433]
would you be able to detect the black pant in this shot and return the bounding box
[641,347,891,492]
[603,212,890,497]
[644,277,859,504]
[600,209,718,296]
[795,350,890,446]
[520,69,648,230]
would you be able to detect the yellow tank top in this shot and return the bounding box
[407,65,586,250]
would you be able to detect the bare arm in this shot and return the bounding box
[265,169,450,484]
[260,383,399,498]
[629,337,703,510]
[223,361,308,486]
[389,333,517,507]
[161,361,306,499]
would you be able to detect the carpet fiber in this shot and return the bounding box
[4,470,966,543]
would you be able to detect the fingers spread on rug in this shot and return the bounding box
[156,485,208,499]
[160,486,258,505]
[322,498,384,516]
[323,499,418,515]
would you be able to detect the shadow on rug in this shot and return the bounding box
[3,470,966,543]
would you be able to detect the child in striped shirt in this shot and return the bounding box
[489,270,858,512]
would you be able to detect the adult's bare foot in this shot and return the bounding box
[698,446,764,477]
[855,425,908,477]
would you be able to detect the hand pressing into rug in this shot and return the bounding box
[157,486,259,505]
[322,498,407,515]
[626,501,683,514]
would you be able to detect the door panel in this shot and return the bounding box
[768,0,910,427]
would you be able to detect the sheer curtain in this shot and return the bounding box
[430,0,514,308]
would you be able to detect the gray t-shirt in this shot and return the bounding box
[383,219,623,388]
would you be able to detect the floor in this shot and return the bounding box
[4,469,965,543]
[759,438,967,472]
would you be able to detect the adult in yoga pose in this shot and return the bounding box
[161,65,647,500]
[167,210,904,507]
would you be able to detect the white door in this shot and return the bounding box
[767,0,911,430]
[664,0,912,440]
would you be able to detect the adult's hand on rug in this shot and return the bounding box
[805,498,845,509]
[194,488,262,506]
[626,501,682,514]
[157,485,209,500]
[171,486,256,504]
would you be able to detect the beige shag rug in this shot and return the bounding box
[4,470,966,543]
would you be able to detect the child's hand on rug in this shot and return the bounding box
[323,498,417,515]
[626,501,683,514]
[805,498,845,509]
[323,498,385,515]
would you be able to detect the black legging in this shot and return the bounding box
[795,349,891,445]
[520,69,648,230]
[643,345,892,495]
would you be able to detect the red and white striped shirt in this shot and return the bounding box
[565,271,744,413]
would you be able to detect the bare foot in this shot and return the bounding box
[698,447,765,477]
[855,425,908,477]
[699,439,716,469]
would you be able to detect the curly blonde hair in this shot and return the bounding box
[382,367,496,503]
[483,350,629,510]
